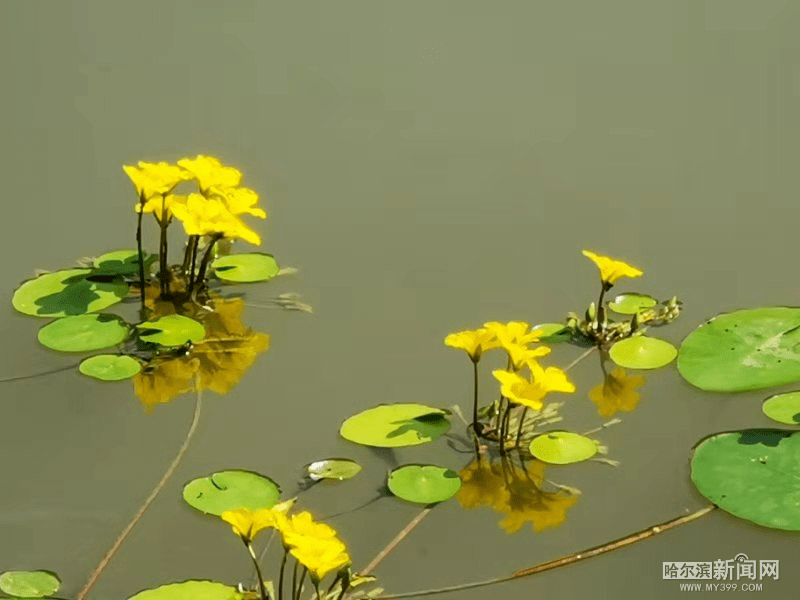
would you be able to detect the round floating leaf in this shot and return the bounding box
[38,314,129,353]
[340,403,451,448]
[12,268,128,317]
[94,249,156,277]
[533,322,571,343]
[691,429,800,530]
[388,464,461,505]
[213,253,279,283]
[137,315,205,347]
[306,458,362,481]
[0,570,60,598]
[678,307,800,392]
[79,354,142,381]
[608,293,657,315]
[529,431,598,464]
[182,470,280,516]
[128,580,242,600]
[762,392,800,425]
[609,336,677,370]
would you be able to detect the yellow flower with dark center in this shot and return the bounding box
[178,155,242,194]
[484,321,543,347]
[170,193,261,245]
[290,537,351,583]
[493,363,574,411]
[582,250,643,286]
[444,327,499,362]
[588,367,646,417]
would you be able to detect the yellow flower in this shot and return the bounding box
[484,321,543,347]
[290,537,351,582]
[178,155,242,194]
[493,363,574,411]
[123,161,190,200]
[279,511,339,548]
[170,193,261,245]
[588,367,646,417]
[220,499,295,544]
[218,187,267,219]
[504,342,551,371]
[444,327,499,361]
[582,250,643,286]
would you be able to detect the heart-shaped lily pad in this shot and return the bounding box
[608,293,657,315]
[79,354,142,381]
[678,307,800,392]
[137,315,205,347]
[691,429,800,530]
[94,249,156,277]
[529,431,598,464]
[762,392,800,426]
[0,570,60,598]
[38,314,129,352]
[609,336,677,369]
[306,458,362,481]
[388,464,461,505]
[127,580,243,600]
[12,268,129,317]
[212,253,279,283]
[340,403,450,448]
[182,470,281,516]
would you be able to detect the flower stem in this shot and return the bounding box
[136,191,147,313]
[187,236,200,292]
[515,406,529,446]
[182,235,199,275]
[193,233,223,293]
[314,581,321,600]
[246,540,270,600]
[291,560,299,600]
[471,360,480,437]
[278,548,288,600]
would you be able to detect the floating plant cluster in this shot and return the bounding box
[6,161,800,600]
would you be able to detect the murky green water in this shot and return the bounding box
[1,2,798,599]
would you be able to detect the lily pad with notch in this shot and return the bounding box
[79,354,142,381]
[127,580,244,600]
[12,268,129,317]
[212,253,279,283]
[533,322,571,343]
[182,470,281,516]
[94,249,157,277]
[137,315,206,347]
[306,458,362,481]
[529,431,598,464]
[38,314,129,353]
[608,293,657,315]
[678,307,800,392]
[610,335,677,370]
[762,391,800,426]
[387,464,461,505]
[340,403,451,448]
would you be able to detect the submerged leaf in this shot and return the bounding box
[0,570,60,598]
[679,307,800,392]
[609,336,677,370]
[388,464,461,505]
[38,314,129,352]
[12,268,128,317]
[182,470,281,516]
[340,404,450,448]
[691,429,800,530]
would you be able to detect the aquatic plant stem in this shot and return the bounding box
[278,549,288,600]
[76,386,203,600]
[363,505,716,599]
[314,581,321,600]
[245,540,270,600]
[136,190,147,313]
[182,235,199,274]
[158,196,169,296]
[0,362,81,383]
[471,360,480,436]
[515,406,529,446]
[193,233,224,293]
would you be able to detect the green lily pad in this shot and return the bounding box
[533,323,571,343]
[212,253,279,283]
[306,458,362,481]
[691,429,800,530]
[608,293,657,315]
[529,431,598,464]
[137,315,205,347]
[762,392,800,425]
[0,570,60,598]
[340,403,451,448]
[95,249,156,277]
[79,354,142,381]
[678,307,800,392]
[609,336,677,369]
[387,464,461,505]
[38,314,129,353]
[182,470,281,516]
[128,580,243,600]
[12,268,129,317]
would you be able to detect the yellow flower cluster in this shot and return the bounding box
[221,506,351,583]
[123,156,266,245]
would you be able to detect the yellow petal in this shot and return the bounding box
[582,250,643,285]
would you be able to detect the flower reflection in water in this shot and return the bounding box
[588,365,646,418]
[133,294,270,410]
[458,454,580,534]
